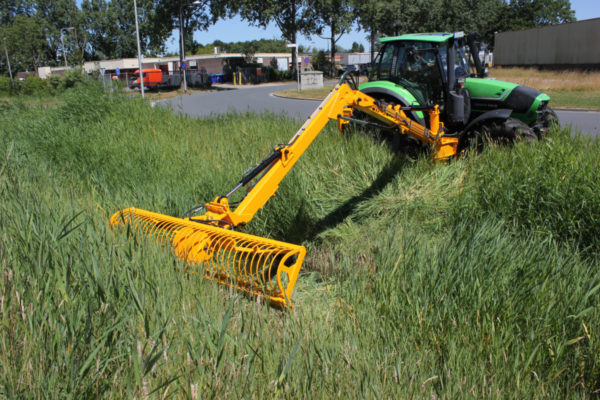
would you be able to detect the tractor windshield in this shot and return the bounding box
[373,41,444,106]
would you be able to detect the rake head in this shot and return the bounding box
[110,207,305,308]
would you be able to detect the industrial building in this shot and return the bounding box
[494,18,600,68]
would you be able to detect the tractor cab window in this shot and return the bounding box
[375,44,396,81]
[394,42,443,106]
[439,46,470,80]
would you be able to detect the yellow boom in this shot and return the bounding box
[111,81,458,308]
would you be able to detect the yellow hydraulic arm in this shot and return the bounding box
[195,82,458,228]
[111,81,458,308]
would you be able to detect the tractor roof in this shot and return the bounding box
[380,33,455,43]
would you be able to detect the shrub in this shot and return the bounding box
[18,76,48,95]
[0,75,14,95]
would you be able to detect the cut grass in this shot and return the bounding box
[1,82,599,398]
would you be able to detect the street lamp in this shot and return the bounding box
[60,27,74,68]
[179,0,202,93]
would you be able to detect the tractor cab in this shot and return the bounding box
[367,32,479,128]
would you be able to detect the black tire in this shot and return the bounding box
[538,107,559,137]
[463,117,537,152]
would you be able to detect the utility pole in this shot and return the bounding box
[134,0,145,99]
[179,1,202,93]
[3,36,13,87]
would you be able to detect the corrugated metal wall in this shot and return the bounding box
[494,18,600,66]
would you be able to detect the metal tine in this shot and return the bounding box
[219,233,239,278]
[209,230,228,272]
[230,236,250,287]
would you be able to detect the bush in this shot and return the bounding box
[1,68,88,97]
[18,76,48,95]
[0,75,14,95]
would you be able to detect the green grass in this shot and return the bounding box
[1,82,599,398]
[275,84,337,99]
[544,89,600,111]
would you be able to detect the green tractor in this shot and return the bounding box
[358,32,558,150]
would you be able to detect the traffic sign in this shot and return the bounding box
[116,68,120,76]
[181,61,187,69]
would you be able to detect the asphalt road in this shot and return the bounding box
[160,82,600,137]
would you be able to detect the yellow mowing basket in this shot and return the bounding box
[110,207,306,308]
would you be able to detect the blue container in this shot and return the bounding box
[215,74,224,83]
[208,74,217,83]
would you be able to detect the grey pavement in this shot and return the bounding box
[554,109,600,138]
[160,83,321,122]
[159,84,600,137]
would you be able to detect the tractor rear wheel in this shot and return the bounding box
[354,93,426,154]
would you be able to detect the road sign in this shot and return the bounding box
[304,57,309,64]
[286,43,297,48]
[116,68,120,76]
[181,61,187,69]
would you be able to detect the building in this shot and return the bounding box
[494,18,600,68]
[38,53,296,82]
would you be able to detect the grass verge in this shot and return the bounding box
[1,82,599,397]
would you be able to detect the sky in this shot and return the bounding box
[164,0,600,53]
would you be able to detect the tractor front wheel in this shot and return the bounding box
[462,117,537,152]
[537,107,559,137]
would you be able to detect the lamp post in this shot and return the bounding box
[134,0,145,99]
[60,27,74,68]
[179,0,202,93]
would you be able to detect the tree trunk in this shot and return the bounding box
[329,21,335,77]
[290,1,297,78]
[370,26,375,64]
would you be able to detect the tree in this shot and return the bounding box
[238,0,318,76]
[154,0,231,61]
[80,0,169,59]
[496,0,575,33]
[307,0,354,76]
[350,42,364,52]
[2,15,48,72]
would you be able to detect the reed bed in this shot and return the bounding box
[0,82,599,398]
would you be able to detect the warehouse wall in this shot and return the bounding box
[494,18,600,67]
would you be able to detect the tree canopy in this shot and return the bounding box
[0,0,577,76]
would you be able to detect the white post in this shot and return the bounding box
[134,0,144,99]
